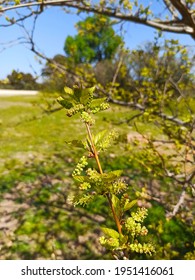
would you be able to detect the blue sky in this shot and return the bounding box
[0,6,194,80]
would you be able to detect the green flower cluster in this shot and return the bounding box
[72,156,88,176]
[112,180,127,194]
[74,193,94,207]
[86,168,101,181]
[79,182,91,190]
[91,102,110,114]
[125,208,148,237]
[81,111,95,125]
[66,104,84,117]
[131,208,148,222]
[99,236,120,249]
[129,242,155,255]
[97,129,119,151]
[125,217,148,237]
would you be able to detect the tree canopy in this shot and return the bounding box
[64,14,123,64]
[6,70,39,90]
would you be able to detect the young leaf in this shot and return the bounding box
[73,88,82,103]
[112,194,121,218]
[94,130,107,145]
[64,86,74,95]
[65,140,85,149]
[87,86,96,95]
[119,234,128,246]
[80,89,91,105]
[101,227,119,239]
[110,170,123,177]
[124,199,137,212]
[57,97,73,109]
[89,97,107,109]
[102,170,123,183]
[80,86,96,105]
[111,194,120,209]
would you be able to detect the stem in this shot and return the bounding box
[107,193,122,234]
[85,123,122,235]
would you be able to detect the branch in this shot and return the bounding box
[57,1,195,38]
[107,96,191,127]
[169,0,195,27]
[0,1,194,38]
[166,189,186,218]
[0,8,41,27]
[157,111,191,126]
[164,0,180,20]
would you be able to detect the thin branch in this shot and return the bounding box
[108,48,125,99]
[0,1,194,38]
[166,189,186,217]
[169,0,195,27]
[164,0,180,20]
[0,37,26,53]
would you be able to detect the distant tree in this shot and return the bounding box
[42,15,123,91]
[7,70,39,90]
[64,14,123,64]
[0,78,10,89]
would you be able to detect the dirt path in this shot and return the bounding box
[0,89,38,96]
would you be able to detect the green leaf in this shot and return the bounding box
[73,88,82,103]
[64,86,74,95]
[124,199,137,212]
[87,86,96,95]
[80,86,96,105]
[94,130,107,145]
[112,194,121,218]
[57,97,73,109]
[111,194,120,209]
[102,170,123,183]
[119,234,128,245]
[89,97,107,109]
[111,170,123,177]
[101,227,119,239]
[65,140,84,149]
[80,89,91,105]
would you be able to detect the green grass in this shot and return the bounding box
[0,94,133,171]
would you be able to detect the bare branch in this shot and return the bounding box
[166,189,186,217]
[0,1,194,38]
[169,0,195,27]
[164,0,180,20]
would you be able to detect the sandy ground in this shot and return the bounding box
[0,89,38,96]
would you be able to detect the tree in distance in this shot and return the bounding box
[64,14,123,64]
